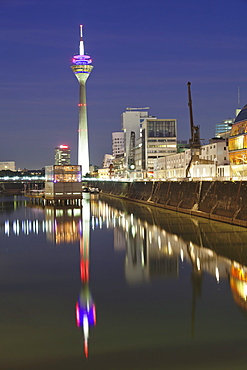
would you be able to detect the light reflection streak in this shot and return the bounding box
[1,197,247,318]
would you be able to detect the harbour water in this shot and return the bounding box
[0,194,247,370]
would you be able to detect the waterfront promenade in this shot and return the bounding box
[2,177,247,228]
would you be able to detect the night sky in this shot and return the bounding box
[1,0,247,169]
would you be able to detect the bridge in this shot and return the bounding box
[0,177,45,195]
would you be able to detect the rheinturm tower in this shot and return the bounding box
[71,25,93,176]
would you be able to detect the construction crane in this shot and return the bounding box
[186,82,201,177]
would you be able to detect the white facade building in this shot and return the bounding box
[102,154,114,168]
[112,132,124,157]
[154,139,229,180]
[98,168,112,179]
[121,108,151,172]
[200,140,228,164]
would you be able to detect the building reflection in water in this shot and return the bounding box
[1,195,247,345]
[230,266,247,312]
[90,197,247,318]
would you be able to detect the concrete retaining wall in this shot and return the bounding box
[90,180,247,228]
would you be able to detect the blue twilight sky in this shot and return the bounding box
[1,0,247,169]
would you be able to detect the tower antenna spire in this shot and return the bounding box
[79,25,84,55]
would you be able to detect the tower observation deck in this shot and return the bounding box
[71,25,94,176]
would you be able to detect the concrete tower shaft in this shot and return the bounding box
[71,25,93,176]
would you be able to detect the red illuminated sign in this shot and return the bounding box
[59,145,69,149]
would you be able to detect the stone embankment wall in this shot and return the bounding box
[90,180,247,228]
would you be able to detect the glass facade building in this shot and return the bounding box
[45,165,82,200]
[147,120,176,138]
[141,118,177,173]
[215,119,233,137]
[46,165,81,183]
[229,105,247,166]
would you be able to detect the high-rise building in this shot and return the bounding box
[121,108,150,171]
[215,119,234,137]
[55,145,71,165]
[71,25,93,176]
[139,117,177,173]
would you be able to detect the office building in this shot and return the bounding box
[137,117,177,176]
[71,25,93,176]
[55,145,70,165]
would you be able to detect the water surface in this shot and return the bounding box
[0,194,246,370]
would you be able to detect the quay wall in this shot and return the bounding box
[90,180,247,228]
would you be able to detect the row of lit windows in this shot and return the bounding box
[147,144,177,148]
[53,174,81,182]
[147,120,176,138]
[201,145,216,151]
[53,165,80,171]
[72,65,93,72]
[148,149,176,152]
[148,139,176,142]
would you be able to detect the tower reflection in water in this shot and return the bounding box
[75,194,96,358]
[45,194,96,358]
